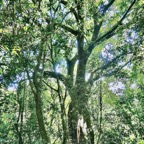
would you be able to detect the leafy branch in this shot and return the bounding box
[88,0,137,53]
[61,0,79,22]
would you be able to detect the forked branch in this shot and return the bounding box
[88,0,136,53]
[61,0,79,22]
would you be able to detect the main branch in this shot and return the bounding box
[44,71,67,85]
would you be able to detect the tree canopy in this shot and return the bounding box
[0,0,144,144]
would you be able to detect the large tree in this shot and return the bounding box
[0,0,143,143]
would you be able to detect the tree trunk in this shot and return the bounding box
[34,92,50,144]
[14,123,23,144]
[68,96,94,144]
[67,27,95,142]
[68,100,78,144]
[68,79,94,144]
[60,99,69,144]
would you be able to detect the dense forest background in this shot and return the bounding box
[0,0,144,144]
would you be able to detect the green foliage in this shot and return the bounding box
[138,140,144,144]
[0,0,143,143]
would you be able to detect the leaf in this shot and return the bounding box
[11,46,21,55]
[138,140,144,144]
[23,26,28,31]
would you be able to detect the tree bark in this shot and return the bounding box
[68,90,94,144]
[14,123,23,144]
[26,48,50,144]
[34,92,50,144]
[67,10,95,142]
[68,60,94,143]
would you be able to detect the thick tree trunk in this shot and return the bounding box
[68,100,78,144]
[67,0,95,139]
[68,97,94,144]
[67,29,95,143]
[68,78,94,144]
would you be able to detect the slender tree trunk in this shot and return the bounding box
[27,60,50,143]
[16,90,24,144]
[34,92,50,144]
[97,79,103,144]
[14,123,23,144]
[59,92,69,144]
[61,114,69,144]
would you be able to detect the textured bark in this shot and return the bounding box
[68,93,94,144]
[67,4,95,140]
[68,59,94,144]
[68,101,78,144]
